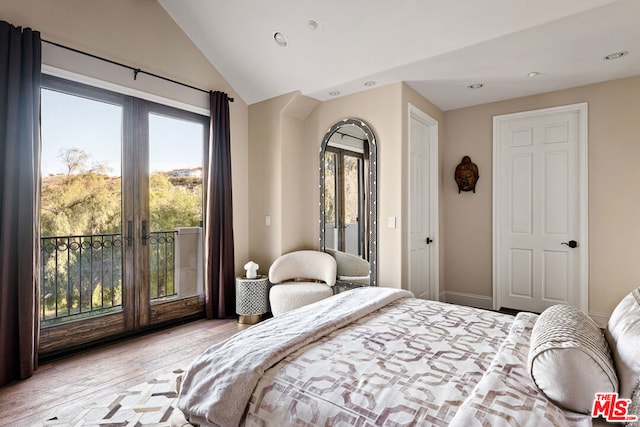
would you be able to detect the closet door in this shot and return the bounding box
[493,103,588,313]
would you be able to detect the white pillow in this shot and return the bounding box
[605,288,640,403]
[528,304,618,414]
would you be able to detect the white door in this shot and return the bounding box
[493,103,588,313]
[408,105,439,300]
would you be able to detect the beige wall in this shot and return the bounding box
[444,76,640,317]
[280,94,321,254]
[250,82,446,289]
[305,83,405,287]
[0,0,250,275]
[247,91,320,272]
[247,93,290,271]
[250,83,406,285]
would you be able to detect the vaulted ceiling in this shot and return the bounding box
[160,0,640,110]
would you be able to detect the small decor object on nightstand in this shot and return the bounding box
[455,155,479,193]
[235,275,270,325]
[244,261,259,278]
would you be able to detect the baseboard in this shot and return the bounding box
[442,291,493,310]
[441,291,609,325]
[589,312,609,329]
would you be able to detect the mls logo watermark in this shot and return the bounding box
[592,393,637,422]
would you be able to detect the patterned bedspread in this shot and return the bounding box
[178,288,594,426]
[449,312,592,427]
[244,297,509,426]
[244,298,592,427]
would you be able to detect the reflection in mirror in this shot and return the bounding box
[319,118,377,287]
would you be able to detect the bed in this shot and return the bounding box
[174,287,640,427]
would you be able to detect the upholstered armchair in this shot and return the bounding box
[268,250,337,316]
[324,249,370,285]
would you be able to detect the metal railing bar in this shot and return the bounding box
[111,240,115,306]
[54,241,59,319]
[65,237,70,318]
[155,237,160,298]
[100,235,104,308]
[163,234,167,296]
[41,231,177,322]
[78,238,83,316]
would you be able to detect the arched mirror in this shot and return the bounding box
[319,118,377,287]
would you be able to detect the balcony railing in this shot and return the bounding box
[148,231,176,301]
[40,231,176,325]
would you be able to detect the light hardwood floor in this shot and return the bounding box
[0,318,248,426]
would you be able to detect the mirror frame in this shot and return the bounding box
[319,118,377,287]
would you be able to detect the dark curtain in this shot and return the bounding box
[204,91,235,318]
[0,21,42,385]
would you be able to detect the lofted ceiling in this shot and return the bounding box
[159,0,640,111]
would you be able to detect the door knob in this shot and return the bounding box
[561,240,578,248]
[426,237,433,244]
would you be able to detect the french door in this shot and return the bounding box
[39,75,208,356]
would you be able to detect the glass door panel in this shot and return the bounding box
[324,148,364,256]
[343,154,363,256]
[40,88,124,324]
[39,79,129,357]
[323,151,338,250]
[147,111,205,309]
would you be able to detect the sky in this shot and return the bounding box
[40,89,204,177]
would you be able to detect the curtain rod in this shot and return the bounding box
[335,131,366,142]
[42,39,234,102]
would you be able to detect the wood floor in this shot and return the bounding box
[0,318,248,426]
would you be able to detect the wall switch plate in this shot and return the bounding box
[388,216,396,228]
[265,215,271,226]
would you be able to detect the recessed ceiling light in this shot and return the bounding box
[307,20,318,30]
[604,51,629,60]
[528,71,541,77]
[467,83,484,89]
[364,81,376,87]
[273,32,288,47]
[329,91,340,96]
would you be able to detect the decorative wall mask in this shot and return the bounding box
[455,156,479,193]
